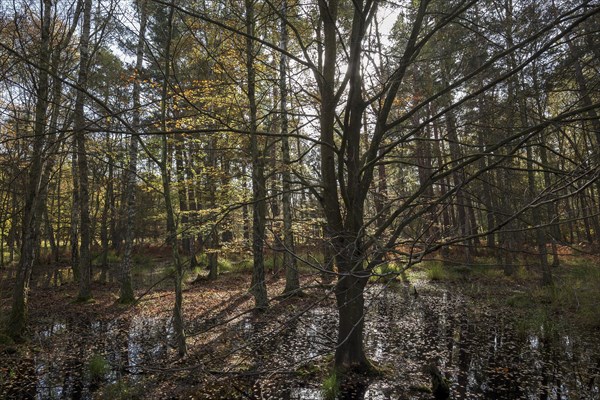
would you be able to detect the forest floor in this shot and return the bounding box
[1,247,599,399]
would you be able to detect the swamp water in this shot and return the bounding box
[2,284,599,399]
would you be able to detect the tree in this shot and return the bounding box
[74,0,93,301]
[6,0,53,340]
[308,0,599,372]
[246,0,269,310]
[119,0,148,304]
[279,0,300,296]
[158,0,187,356]
[1,0,598,382]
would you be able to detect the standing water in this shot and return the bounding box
[1,283,599,399]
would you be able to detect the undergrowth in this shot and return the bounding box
[99,379,142,400]
[88,354,109,381]
[506,260,600,337]
[322,370,340,400]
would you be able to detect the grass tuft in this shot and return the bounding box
[219,259,252,274]
[322,370,340,400]
[88,354,109,381]
[426,262,448,281]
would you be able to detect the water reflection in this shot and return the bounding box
[9,316,171,399]
[4,283,600,399]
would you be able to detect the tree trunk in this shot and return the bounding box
[537,124,560,266]
[119,0,147,303]
[0,193,7,267]
[242,164,250,244]
[71,145,80,280]
[321,225,335,284]
[414,109,437,242]
[160,0,186,357]
[518,84,552,285]
[334,267,370,372]
[75,0,93,301]
[206,136,219,280]
[432,119,451,259]
[527,143,552,286]
[175,136,191,256]
[100,151,112,270]
[445,109,472,262]
[247,0,268,309]
[7,0,52,340]
[280,0,299,295]
[43,205,57,263]
[187,147,199,268]
[8,184,18,263]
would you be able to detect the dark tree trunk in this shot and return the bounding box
[158,0,186,357]
[280,0,299,295]
[70,146,80,280]
[247,0,268,309]
[100,150,112,270]
[119,0,147,303]
[7,0,52,340]
[43,205,57,263]
[334,272,370,371]
[75,0,93,301]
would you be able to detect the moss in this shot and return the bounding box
[410,384,433,393]
[88,354,109,381]
[218,258,233,272]
[117,279,136,304]
[117,293,136,305]
[295,354,334,380]
[423,364,450,399]
[296,361,322,377]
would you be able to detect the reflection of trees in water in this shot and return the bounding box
[361,286,599,399]
[6,285,600,399]
[13,316,171,399]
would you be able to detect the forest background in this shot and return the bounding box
[0,0,599,397]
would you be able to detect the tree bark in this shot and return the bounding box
[207,137,219,281]
[75,0,93,301]
[159,0,186,356]
[247,0,268,309]
[334,273,371,371]
[280,0,299,295]
[7,0,52,340]
[100,147,112,270]
[175,135,191,256]
[70,145,80,280]
[119,0,147,303]
[242,164,250,244]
